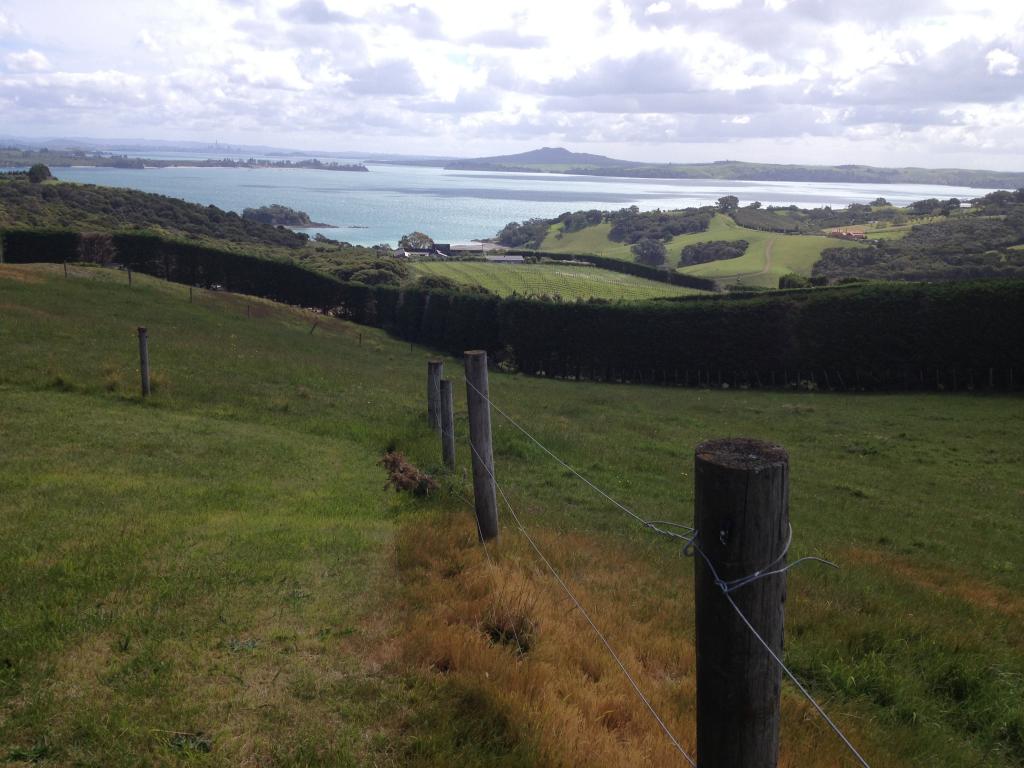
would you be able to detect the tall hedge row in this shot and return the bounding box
[509,249,717,291]
[3,228,1021,390]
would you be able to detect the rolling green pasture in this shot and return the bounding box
[1,264,1022,767]
[409,260,702,299]
[540,214,860,288]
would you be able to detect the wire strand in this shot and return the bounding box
[463,377,693,540]
[687,538,871,768]
[465,438,697,767]
[460,376,869,767]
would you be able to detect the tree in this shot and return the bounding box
[28,163,52,183]
[717,195,739,212]
[399,231,434,250]
[871,197,889,207]
[631,238,666,267]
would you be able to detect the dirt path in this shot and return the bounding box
[759,237,777,275]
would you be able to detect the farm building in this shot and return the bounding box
[485,254,526,264]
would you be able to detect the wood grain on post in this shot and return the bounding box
[464,350,498,541]
[137,326,151,397]
[440,378,456,470]
[427,359,443,431]
[694,437,788,768]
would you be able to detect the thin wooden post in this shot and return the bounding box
[137,326,151,397]
[464,350,498,541]
[63,261,68,278]
[427,359,443,431]
[440,379,456,470]
[694,438,788,768]
[189,285,193,303]
[128,268,133,287]
[247,304,251,318]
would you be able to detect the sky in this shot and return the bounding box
[1,0,1023,169]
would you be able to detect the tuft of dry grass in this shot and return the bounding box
[390,508,885,768]
[380,451,438,496]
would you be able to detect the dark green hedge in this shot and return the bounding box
[4,228,1021,390]
[1,229,79,263]
[509,249,717,291]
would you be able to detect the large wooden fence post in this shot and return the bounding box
[440,379,456,470]
[137,326,151,397]
[464,350,498,541]
[427,359,443,431]
[694,438,788,768]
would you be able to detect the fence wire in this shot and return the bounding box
[461,376,872,768]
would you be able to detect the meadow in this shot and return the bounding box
[539,214,859,288]
[1,264,1022,767]
[409,261,701,300]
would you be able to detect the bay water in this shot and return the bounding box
[53,162,994,248]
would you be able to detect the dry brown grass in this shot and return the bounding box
[0,265,47,283]
[846,546,1024,623]
[392,510,885,768]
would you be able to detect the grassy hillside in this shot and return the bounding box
[2,263,1023,767]
[540,214,853,288]
[0,175,381,273]
[409,261,704,300]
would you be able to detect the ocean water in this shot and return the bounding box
[53,163,994,248]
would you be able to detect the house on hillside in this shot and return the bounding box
[485,254,526,264]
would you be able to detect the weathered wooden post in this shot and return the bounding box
[694,438,788,768]
[63,261,68,278]
[464,350,498,541]
[128,268,133,287]
[137,326,151,397]
[440,379,456,470]
[427,359,443,431]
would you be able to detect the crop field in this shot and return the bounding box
[409,260,703,299]
[2,263,1022,767]
[539,215,861,288]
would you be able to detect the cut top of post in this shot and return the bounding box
[696,438,788,472]
[138,326,147,335]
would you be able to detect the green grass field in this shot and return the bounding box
[409,261,704,299]
[540,215,861,288]
[2,264,1022,767]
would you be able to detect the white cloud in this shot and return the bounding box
[0,11,22,38]
[0,0,1021,167]
[986,48,1020,76]
[4,49,50,72]
[137,29,163,53]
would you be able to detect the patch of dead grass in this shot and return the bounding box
[846,546,1024,621]
[391,510,882,767]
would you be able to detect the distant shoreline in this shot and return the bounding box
[0,150,369,173]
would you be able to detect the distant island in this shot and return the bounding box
[0,148,368,172]
[242,204,334,228]
[394,146,1024,189]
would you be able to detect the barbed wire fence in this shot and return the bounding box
[426,356,873,768]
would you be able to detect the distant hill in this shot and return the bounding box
[400,147,1024,189]
[446,146,640,172]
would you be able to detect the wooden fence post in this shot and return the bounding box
[440,379,456,470]
[64,261,68,278]
[694,438,788,768]
[189,285,193,303]
[128,268,133,287]
[464,350,498,541]
[137,326,151,397]
[427,359,443,431]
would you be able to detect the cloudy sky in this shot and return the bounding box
[1,0,1023,168]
